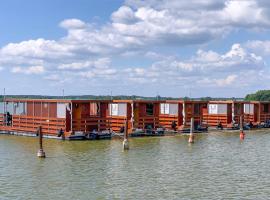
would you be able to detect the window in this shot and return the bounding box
[160,103,170,114]
[208,104,227,114]
[90,103,99,116]
[0,102,4,114]
[109,103,127,116]
[146,103,154,116]
[160,103,178,115]
[57,103,67,118]
[6,102,14,114]
[14,102,27,115]
[244,104,254,114]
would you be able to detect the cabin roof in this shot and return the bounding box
[4,98,111,103]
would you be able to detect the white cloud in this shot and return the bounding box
[245,40,270,56]
[59,19,87,29]
[11,66,45,75]
[215,74,238,86]
[58,58,111,70]
[124,44,265,89]
[0,0,270,96]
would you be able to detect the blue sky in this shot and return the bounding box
[0,0,270,97]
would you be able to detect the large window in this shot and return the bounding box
[160,103,178,115]
[208,104,227,114]
[57,103,67,118]
[109,103,127,116]
[90,103,99,116]
[14,102,27,115]
[244,104,254,114]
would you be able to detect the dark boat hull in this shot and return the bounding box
[86,132,112,140]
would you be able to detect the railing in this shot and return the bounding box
[0,115,66,135]
[72,116,132,133]
[202,114,229,127]
[260,114,270,123]
[135,116,160,129]
[159,114,178,130]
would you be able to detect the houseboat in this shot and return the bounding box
[202,100,246,129]
[110,100,163,136]
[0,98,112,139]
[159,100,208,132]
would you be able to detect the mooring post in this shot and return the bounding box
[188,117,195,143]
[37,126,46,158]
[240,115,245,140]
[123,118,129,150]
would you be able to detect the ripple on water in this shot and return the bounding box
[1,131,270,199]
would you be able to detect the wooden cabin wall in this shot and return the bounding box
[72,102,108,133]
[41,102,49,117]
[2,101,66,136]
[243,103,259,124]
[184,103,206,127]
[227,104,232,124]
[178,103,183,127]
[34,102,42,117]
[233,103,244,124]
[133,103,160,130]
[159,103,179,130]
[259,103,270,123]
[203,103,231,128]
[109,103,132,133]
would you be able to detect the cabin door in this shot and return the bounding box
[73,103,82,131]
[254,104,259,122]
[133,103,139,129]
[227,104,232,124]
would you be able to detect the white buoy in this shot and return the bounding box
[123,138,129,150]
[37,148,46,158]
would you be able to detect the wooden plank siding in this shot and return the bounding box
[0,99,68,135]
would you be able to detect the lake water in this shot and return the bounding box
[1,130,270,200]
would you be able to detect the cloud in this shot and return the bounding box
[59,19,87,29]
[245,40,270,56]
[0,0,270,96]
[58,58,111,70]
[124,44,265,89]
[11,66,45,75]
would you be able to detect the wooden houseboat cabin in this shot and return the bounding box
[243,101,270,125]
[243,102,260,124]
[159,100,207,131]
[203,100,245,128]
[110,100,161,133]
[258,101,270,123]
[0,99,111,137]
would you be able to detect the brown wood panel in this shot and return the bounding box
[27,102,34,116]
[34,102,42,117]
[49,103,57,118]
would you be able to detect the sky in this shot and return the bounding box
[0,0,270,98]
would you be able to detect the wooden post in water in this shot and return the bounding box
[188,117,195,143]
[123,118,129,150]
[240,115,245,140]
[37,126,46,158]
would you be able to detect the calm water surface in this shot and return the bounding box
[1,130,270,200]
